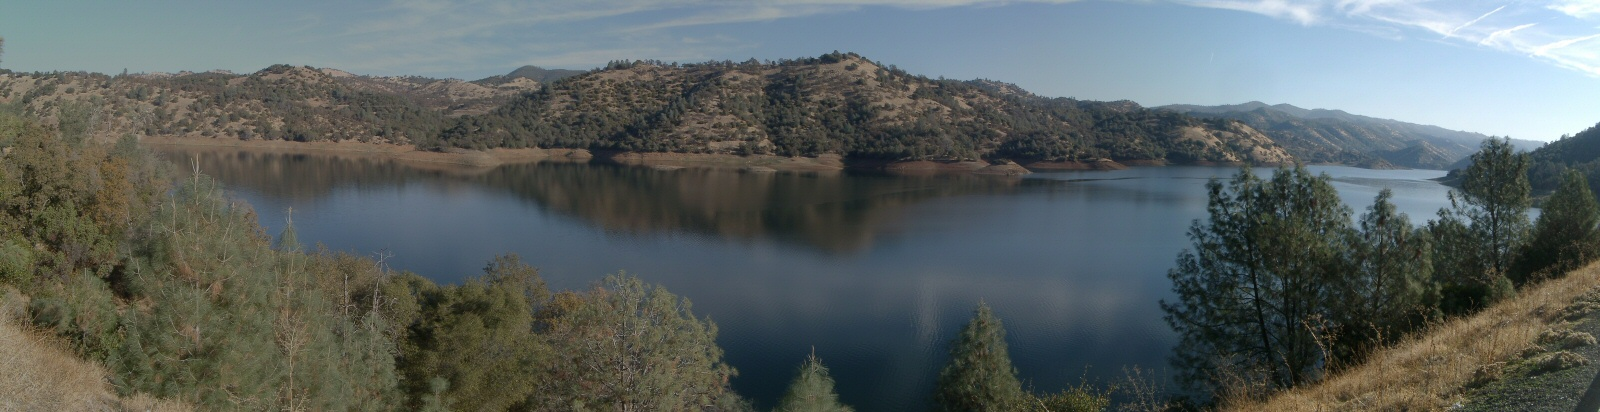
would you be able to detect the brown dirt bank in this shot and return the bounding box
[140,135,580,170]
[145,136,1302,176]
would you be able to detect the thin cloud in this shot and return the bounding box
[303,0,1600,78]
[1479,23,1537,47]
[1445,5,1505,38]
[1174,0,1600,77]
[1549,0,1600,19]
[1176,0,1325,25]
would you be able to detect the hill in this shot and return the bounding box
[1526,122,1600,195]
[1,53,1307,168]
[1159,101,1541,169]
[430,52,1294,165]
[474,65,585,85]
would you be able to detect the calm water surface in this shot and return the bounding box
[159,148,1457,410]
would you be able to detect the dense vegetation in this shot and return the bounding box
[1161,102,1534,170]
[426,52,1290,165]
[1164,137,1600,405]
[1525,122,1600,196]
[0,94,1116,409]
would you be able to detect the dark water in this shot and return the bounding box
[158,147,1457,411]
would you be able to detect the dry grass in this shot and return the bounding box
[0,293,190,412]
[1231,261,1600,411]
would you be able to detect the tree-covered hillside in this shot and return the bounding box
[431,52,1293,164]
[1161,102,1536,169]
[1527,122,1600,196]
[1,52,1297,166]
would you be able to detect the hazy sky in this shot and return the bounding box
[2,0,1597,141]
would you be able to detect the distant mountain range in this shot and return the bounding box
[0,53,1544,170]
[1159,101,1544,169]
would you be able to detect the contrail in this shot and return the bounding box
[1445,4,1506,38]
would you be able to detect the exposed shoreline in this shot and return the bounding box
[139,135,1297,175]
[140,136,1043,175]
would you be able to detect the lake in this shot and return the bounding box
[158,147,1459,411]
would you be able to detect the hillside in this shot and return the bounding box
[474,65,585,85]
[433,52,1294,165]
[0,53,1297,168]
[1160,101,1539,169]
[1526,122,1600,195]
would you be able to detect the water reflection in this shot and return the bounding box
[163,147,1055,253]
[154,146,1457,411]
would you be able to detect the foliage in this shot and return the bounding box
[392,255,549,411]
[1512,169,1600,284]
[1332,189,1436,364]
[1161,166,1353,400]
[933,301,1028,411]
[1433,138,1528,314]
[531,273,744,410]
[776,353,853,412]
[1526,122,1600,196]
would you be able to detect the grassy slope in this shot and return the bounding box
[1232,262,1600,411]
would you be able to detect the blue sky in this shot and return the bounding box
[2,0,1598,142]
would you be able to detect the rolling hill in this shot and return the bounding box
[1160,101,1541,169]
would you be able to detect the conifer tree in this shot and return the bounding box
[1161,166,1353,399]
[1334,189,1434,364]
[1513,169,1600,283]
[776,353,853,412]
[1432,138,1528,313]
[933,301,1026,411]
[1459,137,1532,277]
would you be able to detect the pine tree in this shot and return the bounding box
[1433,138,1529,313]
[1513,169,1600,284]
[1457,137,1531,277]
[1334,189,1435,365]
[933,301,1026,411]
[776,353,853,412]
[1161,166,1353,400]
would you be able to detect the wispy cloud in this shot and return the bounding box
[1172,0,1600,76]
[1549,0,1600,19]
[298,0,1600,78]
[1445,5,1505,38]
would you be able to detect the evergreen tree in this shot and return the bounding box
[933,301,1026,411]
[1432,138,1528,314]
[1459,137,1532,276]
[1334,189,1435,364]
[776,353,853,412]
[1513,169,1600,284]
[1161,166,1353,400]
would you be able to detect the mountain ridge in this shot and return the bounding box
[1159,101,1542,169]
[0,53,1521,171]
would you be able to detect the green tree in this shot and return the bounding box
[1161,166,1353,400]
[1460,138,1532,276]
[933,301,1026,411]
[394,255,549,411]
[776,353,853,412]
[1333,189,1435,364]
[1433,138,1528,314]
[1513,169,1600,284]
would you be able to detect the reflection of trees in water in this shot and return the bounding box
[158,147,1056,252]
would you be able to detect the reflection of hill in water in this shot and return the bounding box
[158,147,1053,252]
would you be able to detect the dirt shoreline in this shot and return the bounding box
[140,136,1048,175]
